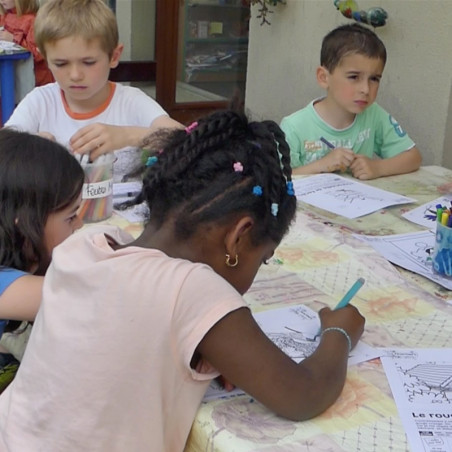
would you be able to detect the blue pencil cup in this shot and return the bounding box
[432,222,452,277]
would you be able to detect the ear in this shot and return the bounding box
[316,65,330,89]
[224,216,255,257]
[109,43,124,69]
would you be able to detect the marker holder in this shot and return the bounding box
[79,154,115,223]
[432,221,452,277]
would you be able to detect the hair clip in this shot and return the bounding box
[271,203,279,217]
[233,162,243,172]
[252,185,263,196]
[247,140,262,149]
[286,181,295,196]
[146,156,158,167]
[185,121,198,134]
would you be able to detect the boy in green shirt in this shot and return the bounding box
[281,23,421,180]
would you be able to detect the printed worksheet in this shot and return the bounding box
[113,182,147,223]
[203,304,380,401]
[381,349,452,452]
[355,231,452,292]
[293,173,416,218]
[402,195,452,229]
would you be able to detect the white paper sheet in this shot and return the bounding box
[402,195,452,230]
[112,182,148,223]
[355,231,452,292]
[203,304,380,401]
[381,348,452,452]
[293,173,416,218]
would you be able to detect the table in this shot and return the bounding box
[163,166,450,452]
[0,50,31,125]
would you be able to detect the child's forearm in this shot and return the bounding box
[373,147,422,177]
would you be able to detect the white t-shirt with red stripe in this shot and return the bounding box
[6,82,168,182]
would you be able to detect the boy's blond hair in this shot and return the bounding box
[34,0,118,59]
[0,0,39,16]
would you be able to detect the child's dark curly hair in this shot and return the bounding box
[138,110,297,245]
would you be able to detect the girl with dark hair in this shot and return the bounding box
[0,128,84,384]
[0,111,364,451]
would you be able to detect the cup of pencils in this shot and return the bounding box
[79,154,115,223]
[432,204,452,277]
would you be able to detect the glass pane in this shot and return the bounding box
[176,0,250,104]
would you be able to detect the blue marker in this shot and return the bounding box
[333,277,365,310]
[320,136,335,149]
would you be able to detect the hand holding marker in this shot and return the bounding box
[310,277,365,341]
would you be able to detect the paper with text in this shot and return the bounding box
[381,348,452,452]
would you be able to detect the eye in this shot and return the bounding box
[84,61,96,66]
[67,214,78,223]
[370,76,381,83]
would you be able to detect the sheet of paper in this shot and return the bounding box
[203,304,380,401]
[0,40,26,52]
[381,348,452,452]
[112,182,148,223]
[402,195,452,230]
[355,231,452,292]
[293,173,416,218]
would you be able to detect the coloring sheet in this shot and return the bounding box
[381,349,452,452]
[355,231,452,291]
[113,182,148,223]
[402,195,452,230]
[292,173,416,219]
[203,304,380,401]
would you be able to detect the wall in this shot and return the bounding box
[245,0,452,167]
[115,0,156,61]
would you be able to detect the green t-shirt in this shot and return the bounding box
[280,100,415,168]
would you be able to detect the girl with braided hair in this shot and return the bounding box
[0,111,365,452]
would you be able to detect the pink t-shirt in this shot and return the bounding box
[0,225,247,452]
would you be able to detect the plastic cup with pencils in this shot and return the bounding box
[79,154,115,223]
[432,205,452,277]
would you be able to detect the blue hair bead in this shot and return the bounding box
[252,185,263,196]
[271,203,279,217]
[146,156,158,167]
[287,181,295,196]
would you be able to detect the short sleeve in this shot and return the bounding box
[171,265,247,380]
[373,105,415,159]
[281,116,304,168]
[0,269,27,338]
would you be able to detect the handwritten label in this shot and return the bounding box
[82,179,113,199]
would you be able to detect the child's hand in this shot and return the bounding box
[349,155,380,180]
[322,147,355,173]
[318,304,365,349]
[0,30,13,42]
[70,123,133,161]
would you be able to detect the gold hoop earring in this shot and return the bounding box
[225,254,239,268]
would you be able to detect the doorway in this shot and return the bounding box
[111,0,250,124]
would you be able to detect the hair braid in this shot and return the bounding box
[136,110,297,243]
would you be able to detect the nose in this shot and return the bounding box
[360,80,370,95]
[69,64,83,82]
